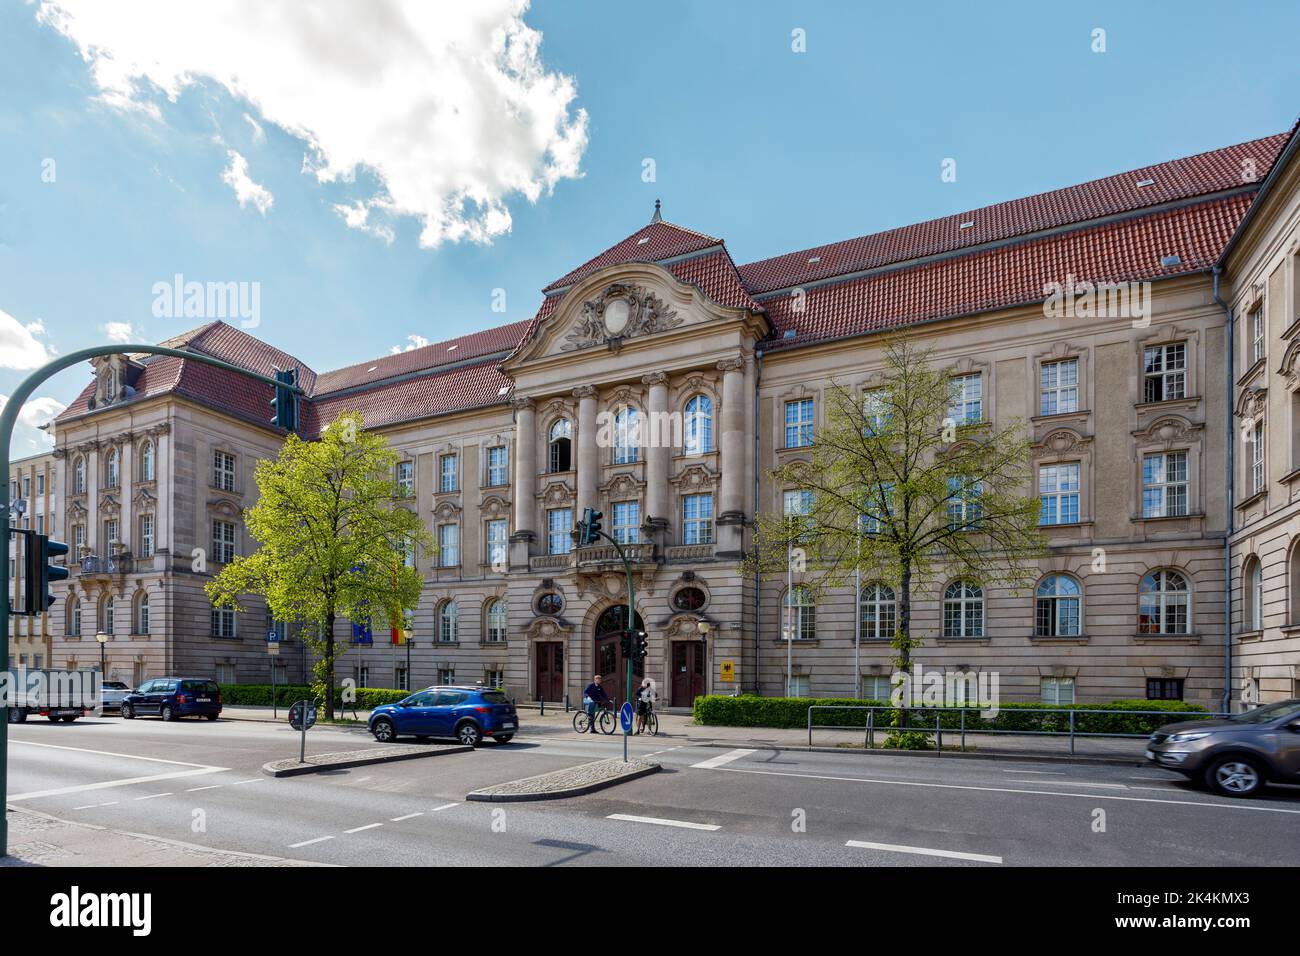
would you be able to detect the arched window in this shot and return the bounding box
[1243,557,1263,632]
[1289,541,1300,625]
[782,585,816,641]
[438,600,459,643]
[140,441,155,482]
[105,448,119,488]
[73,456,86,494]
[683,394,714,455]
[486,599,507,643]
[1035,574,1082,637]
[66,597,81,637]
[134,592,150,635]
[943,581,984,638]
[859,583,896,641]
[1139,569,1190,635]
[548,419,572,473]
[613,406,640,464]
[100,595,114,636]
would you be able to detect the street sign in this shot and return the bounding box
[288,700,317,731]
[267,643,280,656]
[619,700,634,733]
[266,629,280,643]
[720,660,735,682]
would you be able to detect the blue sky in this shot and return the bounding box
[2,0,1298,455]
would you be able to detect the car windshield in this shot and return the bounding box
[103,681,128,690]
[481,691,509,704]
[1228,700,1300,724]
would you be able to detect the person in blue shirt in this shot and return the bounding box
[583,674,612,733]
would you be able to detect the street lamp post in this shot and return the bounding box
[697,619,711,697]
[95,631,109,676]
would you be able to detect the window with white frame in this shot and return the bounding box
[438,667,456,685]
[395,667,409,691]
[946,477,982,530]
[213,450,236,492]
[138,514,154,557]
[943,581,984,638]
[1035,574,1081,637]
[67,597,81,636]
[36,515,44,534]
[395,461,414,497]
[1040,677,1076,705]
[439,454,458,493]
[216,663,236,684]
[862,674,894,702]
[683,394,714,455]
[548,419,572,473]
[486,519,508,567]
[613,406,641,464]
[438,524,459,567]
[486,446,508,486]
[1142,451,1188,517]
[784,398,814,448]
[787,674,810,697]
[484,669,505,689]
[859,583,896,641]
[1250,306,1265,364]
[73,523,85,555]
[212,519,236,563]
[1139,569,1190,635]
[100,595,114,635]
[781,585,816,641]
[400,534,415,569]
[862,482,893,535]
[486,599,507,643]
[140,442,155,482]
[1039,462,1081,525]
[134,592,150,635]
[683,493,714,545]
[36,473,45,496]
[948,373,982,424]
[211,606,236,639]
[1246,557,1263,632]
[1143,343,1186,403]
[1040,359,1079,415]
[438,601,459,642]
[105,448,119,488]
[1251,421,1265,495]
[103,518,120,549]
[548,508,572,555]
[73,456,86,494]
[863,389,889,435]
[612,500,640,544]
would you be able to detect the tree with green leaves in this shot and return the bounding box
[206,412,432,717]
[743,335,1044,686]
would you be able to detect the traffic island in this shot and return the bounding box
[466,757,661,802]
[262,743,471,777]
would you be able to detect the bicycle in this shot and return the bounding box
[572,701,616,734]
[634,701,658,736]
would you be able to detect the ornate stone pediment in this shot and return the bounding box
[1235,386,1268,418]
[132,487,157,508]
[1033,428,1093,458]
[207,497,242,518]
[98,494,121,515]
[562,283,683,352]
[600,472,644,499]
[670,463,719,492]
[523,616,571,640]
[481,495,511,518]
[432,499,462,521]
[536,481,575,507]
[1133,415,1203,447]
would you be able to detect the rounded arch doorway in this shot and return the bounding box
[594,604,645,709]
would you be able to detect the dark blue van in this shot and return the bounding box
[120,678,223,721]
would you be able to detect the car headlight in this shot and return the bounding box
[1167,731,1210,743]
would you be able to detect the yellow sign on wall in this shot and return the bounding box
[719,660,735,682]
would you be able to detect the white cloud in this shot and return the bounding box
[38,0,589,247]
[0,308,53,369]
[221,150,274,215]
[103,321,137,343]
[243,112,265,144]
[1,394,67,455]
[334,200,395,245]
[390,334,430,355]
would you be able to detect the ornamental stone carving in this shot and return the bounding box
[562,283,682,351]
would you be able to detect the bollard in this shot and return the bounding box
[539,695,545,717]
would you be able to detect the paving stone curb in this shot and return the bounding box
[466,757,661,802]
[263,743,471,777]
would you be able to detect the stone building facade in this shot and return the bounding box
[37,124,1300,710]
[8,450,58,669]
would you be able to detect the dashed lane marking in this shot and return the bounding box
[288,836,335,848]
[846,839,1002,864]
[431,802,459,812]
[391,812,423,821]
[606,813,721,831]
[690,748,757,770]
[343,823,383,834]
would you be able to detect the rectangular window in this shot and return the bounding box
[216,662,236,683]
[439,454,458,493]
[1039,462,1081,525]
[22,477,31,499]
[1040,677,1076,705]
[395,667,409,692]
[862,483,893,535]
[36,514,44,535]
[863,389,888,435]
[1142,451,1189,517]
[1143,343,1186,403]
[401,535,415,569]
[784,398,814,448]
[103,518,120,547]
[211,607,236,639]
[213,450,236,492]
[1250,306,1265,364]
[438,524,459,567]
[36,474,44,496]
[212,519,236,564]
[73,524,85,555]
[862,675,894,702]
[946,478,982,529]
[1146,678,1185,701]
[485,669,504,689]
[396,461,414,497]
[486,519,508,567]
[438,667,456,686]
[612,500,640,544]
[486,446,508,486]
[139,514,154,557]
[948,373,982,424]
[1040,359,1079,416]
[548,508,573,555]
[1251,421,1265,495]
[682,493,714,545]
[787,674,810,698]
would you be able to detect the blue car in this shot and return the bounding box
[369,686,518,747]
[120,678,223,721]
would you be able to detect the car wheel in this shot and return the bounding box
[47,715,61,722]
[60,716,77,723]
[120,703,134,719]
[205,714,218,721]
[371,717,396,742]
[160,705,175,722]
[456,721,483,747]
[7,707,26,724]
[1205,755,1265,797]
[493,734,514,744]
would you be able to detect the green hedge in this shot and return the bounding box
[218,684,409,709]
[692,695,1210,736]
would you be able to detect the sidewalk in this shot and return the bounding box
[221,703,1151,763]
[1,806,323,867]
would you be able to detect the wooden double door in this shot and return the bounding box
[535,642,565,704]
[671,640,707,707]
[594,606,644,709]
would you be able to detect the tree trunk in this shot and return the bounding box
[324,611,336,718]
[898,559,912,730]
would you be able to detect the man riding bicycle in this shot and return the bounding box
[582,674,612,734]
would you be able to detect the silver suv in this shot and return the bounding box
[1147,699,1300,797]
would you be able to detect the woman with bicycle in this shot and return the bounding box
[634,677,658,735]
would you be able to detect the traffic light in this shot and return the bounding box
[634,630,648,659]
[269,367,299,432]
[24,533,69,615]
[580,507,603,545]
[619,629,633,657]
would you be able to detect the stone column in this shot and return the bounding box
[575,385,598,517]
[642,372,670,546]
[154,425,171,561]
[717,358,746,557]
[120,436,133,554]
[86,443,100,555]
[510,397,536,568]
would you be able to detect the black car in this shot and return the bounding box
[120,678,223,721]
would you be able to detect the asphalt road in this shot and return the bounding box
[7,714,1300,866]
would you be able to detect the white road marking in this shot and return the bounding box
[709,766,1300,815]
[288,836,335,848]
[7,739,229,802]
[133,792,172,800]
[72,801,118,810]
[606,813,721,831]
[390,812,423,821]
[344,823,383,834]
[846,839,1002,864]
[430,802,459,812]
[228,779,261,785]
[1006,780,1127,789]
[185,785,221,793]
[9,739,222,768]
[690,748,757,770]
[1001,769,1064,775]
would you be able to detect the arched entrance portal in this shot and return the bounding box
[594,605,645,710]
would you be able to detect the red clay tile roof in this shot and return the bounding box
[738,133,1288,295]
[542,219,723,292]
[154,320,318,392]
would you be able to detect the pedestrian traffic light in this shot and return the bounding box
[634,630,648,659]
[269,366,299,432]
[620,629,633,657]
[580,507,603,545]
[24,533,69,615]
